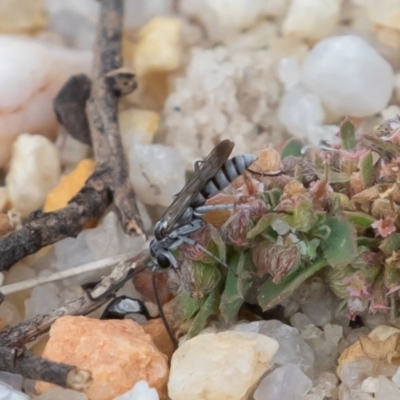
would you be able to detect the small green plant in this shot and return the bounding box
[173,117,400,335]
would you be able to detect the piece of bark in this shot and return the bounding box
[54,74,92,145]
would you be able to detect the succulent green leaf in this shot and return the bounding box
[344,211,376,229]
[187,289,219,338]
[247,213,277,239]
[311,224,331,241]
[283,200,317,232]
[267,188,282,208]
[341,119,356,150]
[176,292,202,321]
[322,217,358,267]
[359,151,373,189]
[380,233,400,255]
[220,252,253,323]
[258,258,328,311]
[357,236,380,249]
[281,138,304,158]
[306,238,320,260]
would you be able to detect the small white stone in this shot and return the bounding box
[24,283,61,319]
[392,366,400,388]
[278,85,325,140]
[302,35,394,117]
[128,144,185,207]
[0,301,21,326]
[86,211,145,259]
[0,372,23,392]
[235,320,315,377]
[362,0,400,30]
[306,125,339,146]
[5,262,37,285]
[278,57,301,90]
[283,0,342,40]
[0,36,91,167]
[381,105,400,120]
[168,331,278,400]
[56,129,90,173]
[6,134,60,218]
[114,380,159,400]
[254,363,312,400]
[361,377,380,393]
[54,232,93,272]
[324,324,343,347]
[375,375,400,399]
[33,386,88,399]
[301,290,334,326]
[0,381,29,400]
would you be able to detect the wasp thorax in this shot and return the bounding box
[154,219,167,241]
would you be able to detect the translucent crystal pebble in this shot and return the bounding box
[128,144,185,207]
[54,231,94,271]
[301,291,334,326]
[33,387,88,399]
[282,0,341,40]
[375,376,400,400]
[0,372,23,391]
[234,320,315,377]
[0,382,29,400]
[302,35,394,117]
[114,380,159,400]
[361,377,379,393]
[85,211,145,260]
[254,363,312,400]
[278,57,301,90]
[392,366,400,388]
[6,134,61,217]
[24,283,61,319]
[278,85,325,140]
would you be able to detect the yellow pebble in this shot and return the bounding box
[44,159,95,212]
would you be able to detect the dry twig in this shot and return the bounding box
[0,347,92,390]
[0,0,144,271]
[0,252,147,347]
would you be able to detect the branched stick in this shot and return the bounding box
[0,252,147,347]
[0,0,144,271]
[0,347,92,390]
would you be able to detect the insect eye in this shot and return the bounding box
[157,254,171,269]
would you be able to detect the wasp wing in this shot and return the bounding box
[160,139,234,234]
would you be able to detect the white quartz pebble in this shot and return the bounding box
[0,36,91,167]
[392,366,400,388]
[283,0,342,40]
[302,35,394,117]
[0,382,29,400]
[168,331,278,400]
[254,363,312,400]
[361,377,380,393]
[128,144,185,207]
[375,376,400,399]
[278,85,325,140]
[235,320,315,377]
[0,372,23,392]
[24,283,61,319]
[278,57,301,90]
[114,380,159,400]
[6,134,61,217]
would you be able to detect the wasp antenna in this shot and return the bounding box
[152,270,178,349]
